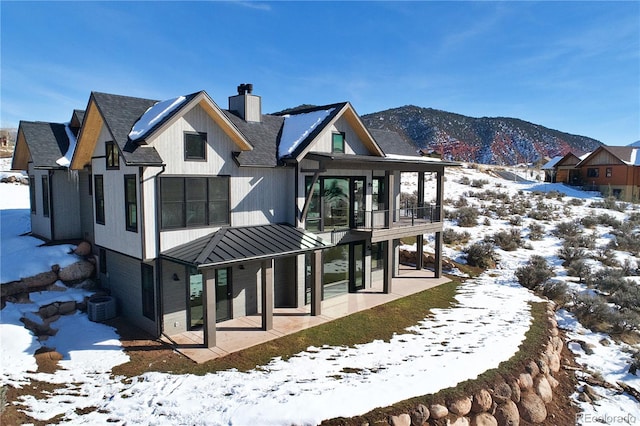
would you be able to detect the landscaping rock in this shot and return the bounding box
[389,413,411,426]
[448,397,472,416]
[471,389,493,413]
[517,391,547,423]
[547,352,561,373]
[471,412,498,426]
[508,380,521,403]
[39,303,59,319]
[58,260,95,283]
[525,360,539,377]
[536,358,550,375]
[492,382,512,404]
[534,376,553,403]
[545,373,559,389]
[429,404,449,420]
[410,404,429,425]
[450,416,471,426]
[494,400,519,426]
[58,301,76,315]
[35,350,63,361]
[517,373,533,391]
[1,270,58,297]
[73,241,92,256]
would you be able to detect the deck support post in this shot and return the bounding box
[311,250,322,316]
[203,268,217,348]
[261,259,274,331]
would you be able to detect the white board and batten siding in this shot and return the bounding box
[142,104,296,254]
[91,125,143,259]
[310,116,372,156]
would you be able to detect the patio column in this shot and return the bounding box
[435,168,444,221]
[417,171,425,219]
[416,234,424,270]
[202,268,217,348]
[385,171,394,227]
[383,239,393,294]
[434,231,443,278]
[311,250,322,316]
[261,259,274,331]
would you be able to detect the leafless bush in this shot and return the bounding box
[489,228,522,251]
[528,222,545,240]
[455,206,479,227]
[464,242,496,269]
[442,228,471,246]
[516,255,554,290]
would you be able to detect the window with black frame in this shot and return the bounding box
[184,132,207,161]
[160,176,229,229]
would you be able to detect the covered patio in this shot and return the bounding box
[162,265,450,364]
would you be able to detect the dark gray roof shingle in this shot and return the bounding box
[224,111,284,167]
[19,121,70,168]
[370,129,419,157]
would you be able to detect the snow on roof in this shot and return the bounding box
[128,96,187,141]
[579,152,591,160]
[55,123,77,168]
[541,155,563,170]
[278,108,334,159]
[385,153,442,162]
[627,148,639,166]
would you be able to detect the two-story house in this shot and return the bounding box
[13,85,457,348]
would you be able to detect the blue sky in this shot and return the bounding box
[2,1,639,146]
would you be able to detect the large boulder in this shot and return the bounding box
[429,404,449,420]
[493,400,519,426]
[471,412,498,426]
[449,397,472,416]
[58,260,95,283]
[472,389,493,413]
[73,241,92,257]
[492,382,512,404]
[1,270,58,297]
[517,391,547,423]
[534,376,553,403]
[410,404,430,425]
[389,413,411,426]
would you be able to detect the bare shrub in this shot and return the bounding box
[442,228,471,246]
[471,179,489,188]
[568,198,585,206]
[489,228,522,251]
[557,242,588,267]
[464,242,496,269]
[528,222,545,240]
[540,281,570,305]
[567,259,591,283]
[509,215,523,226]
[459,176,471,185]
[516,255,554,290]
[554,220,582,238]
[455,206,479,227]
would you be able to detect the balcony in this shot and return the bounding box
[308,205,443,244]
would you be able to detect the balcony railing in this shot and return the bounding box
[306,205,441,233]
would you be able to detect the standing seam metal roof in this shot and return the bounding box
[160,223,333,268]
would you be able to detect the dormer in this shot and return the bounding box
[228,83,261,123]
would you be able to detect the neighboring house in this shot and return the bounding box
[542,151,589,185]
[13,85,458,346]
[576,146,640,201]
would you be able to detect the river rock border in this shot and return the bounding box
[384,304,564,426]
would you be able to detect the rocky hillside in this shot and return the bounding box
[361,106,602,165]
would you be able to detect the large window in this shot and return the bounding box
[106,141,119,169]
[304,176,364,231]
[141,264,155,320]
[29,175,36,213]
[124,175,137,232]
[587,168,599,178]
[332,132,345,154]
[184,132,207,161]
[372,177,385,211]
[94,175,105,225]
[42,176,50,218]
[371,241,385,271]
[160,176,230,229]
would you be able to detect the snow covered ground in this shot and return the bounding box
[1,163,638,425]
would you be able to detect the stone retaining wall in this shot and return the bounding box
[384,304,564,426]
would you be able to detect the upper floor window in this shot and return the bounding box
[587,168,599,178]
[184,132,207,161]
[606,167,612,178]
[124,175,138,232]
[106,141,119,169]
[94,175,105,225]
[42,176,50,218]
[332,132,345,154]
[160,176,229,230]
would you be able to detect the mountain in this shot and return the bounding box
[361,106,603,165]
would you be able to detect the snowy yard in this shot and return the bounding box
[1,162,639,425]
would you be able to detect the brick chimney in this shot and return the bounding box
[229,83,261,122]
